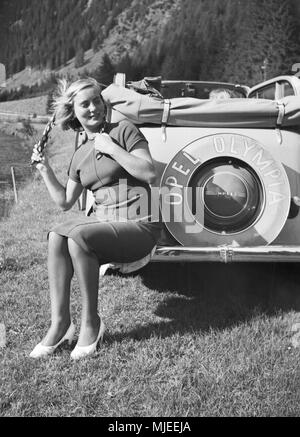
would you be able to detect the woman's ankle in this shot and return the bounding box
[77,316,100,346]
[80,313,100,329]
[42,319,72,346]
[51,315,71,329]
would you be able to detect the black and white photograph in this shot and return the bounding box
[0,0,299,419]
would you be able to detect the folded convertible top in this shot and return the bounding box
[102,83,300,129]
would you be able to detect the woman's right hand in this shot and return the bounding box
[31,146,50,173]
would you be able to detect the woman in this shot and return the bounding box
[30,78,161,360]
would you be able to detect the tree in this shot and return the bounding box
[74,46,85,68]
[217,0,300,85]
[90,53,115,86]
[115,53,137,80]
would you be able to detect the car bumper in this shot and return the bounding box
[152,245,300,263]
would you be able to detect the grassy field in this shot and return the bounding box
[0,95,48,116]
[0,120,300,417]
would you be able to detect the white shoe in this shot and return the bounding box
[70,318,105,361]
[29,323,76,358]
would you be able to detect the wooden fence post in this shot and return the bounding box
[0,323,6,348]
[11,166,18,204]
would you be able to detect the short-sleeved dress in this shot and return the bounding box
[51,120,162,264]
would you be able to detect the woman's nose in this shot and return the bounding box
[89,102,96,111]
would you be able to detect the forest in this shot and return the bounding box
[0,0,300,100]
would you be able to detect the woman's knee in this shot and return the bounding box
[48,232,68,254]
[67,238,98,263]
[67,238,85,258]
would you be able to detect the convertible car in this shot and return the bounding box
[82,73,300,264]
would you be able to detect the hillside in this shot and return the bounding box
[0,0,180,91]
[1,0,300,95]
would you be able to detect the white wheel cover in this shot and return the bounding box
[160,134,291,247]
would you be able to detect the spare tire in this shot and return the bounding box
[160,133,290,246]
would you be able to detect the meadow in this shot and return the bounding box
[0,117,300,417]
[0,95,48,116]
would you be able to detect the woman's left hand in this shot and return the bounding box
[94,133,116,156]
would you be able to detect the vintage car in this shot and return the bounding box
[80,73,300,265]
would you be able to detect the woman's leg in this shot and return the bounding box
[63,221,158,347]
[42,232,74,346]
[67,238,101,347]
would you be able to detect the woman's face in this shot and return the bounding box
[73,86,105,133]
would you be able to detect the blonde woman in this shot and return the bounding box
[30,78,161,360]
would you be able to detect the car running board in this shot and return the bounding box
[153,245,300,263]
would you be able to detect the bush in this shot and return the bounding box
[20,119,37,139]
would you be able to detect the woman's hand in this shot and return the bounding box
[31,146,51,173]
[94,133,117,157]
[31,144,83,210]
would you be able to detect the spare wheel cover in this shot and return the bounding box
[160,133,290,247]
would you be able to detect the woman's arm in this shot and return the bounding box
[33,156,83,210]
[94,133,157,184]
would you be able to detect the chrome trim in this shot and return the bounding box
[152,245,300,263]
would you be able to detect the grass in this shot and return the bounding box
[0,95,48,116]
[0,122,300,417]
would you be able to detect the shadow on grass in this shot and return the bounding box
[108,262,300,342]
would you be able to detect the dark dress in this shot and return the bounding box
[51,120,161,264]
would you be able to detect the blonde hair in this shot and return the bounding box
[52,77,104,131]
[209,88,235,100]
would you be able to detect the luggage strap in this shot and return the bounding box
[276,101,285,126]
[162,99,171,142]
[276,101,285,145]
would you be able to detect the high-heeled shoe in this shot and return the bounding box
[70,318,105,361]
[29,323,76,359]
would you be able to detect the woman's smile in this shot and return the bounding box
[73,87,105,132]
[89,114,99,120]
